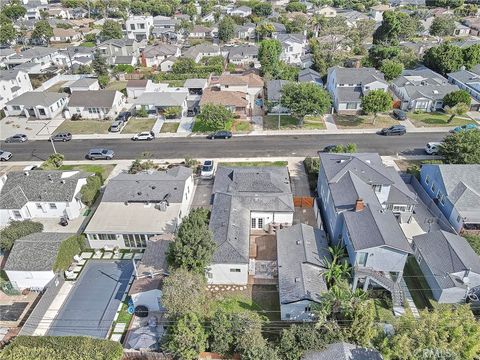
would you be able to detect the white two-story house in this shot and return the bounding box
[0,69,33,109]
[0,170,91,226]
[326,66,388,114]
[126,16,154,41]
[275,33,307,66]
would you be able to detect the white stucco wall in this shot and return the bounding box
[281,300,316,321]
[131,289,162,311]
[6,270,55,290]
[207,263,249,285]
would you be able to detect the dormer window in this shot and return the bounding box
[372,185,382,193]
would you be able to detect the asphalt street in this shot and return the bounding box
[1,132,447,161]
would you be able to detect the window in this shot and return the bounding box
[392,205,407,212]
[12,105,21,110]
[139,23,145,29]
[457,215,462,223]
[206,272,213,279]
[346,102,357,109]
[305,306,311,312]
[230,268,241,273]
[425,175,430,185]
[431,182,437,193]
[49,203,57,209]
[372,185,382,193]
[36,203,42,209]
[12,210,22,219]
[130,24,135,30]
[357,252,368,266]
[39,108,46,115]
[97,234,116,241]
[251,218,256,228]
[257,218,264,229]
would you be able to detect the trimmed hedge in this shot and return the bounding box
[53,235,86,271]
[303,156,319,193]
[0,220,43,252]
[0,336,123,360]
[80,174,103,207]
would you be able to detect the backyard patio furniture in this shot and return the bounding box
[128,326,158,350]
[134,305,149,318]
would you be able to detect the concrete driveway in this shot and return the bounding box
[191,177,213,209]
[0,117,64,140]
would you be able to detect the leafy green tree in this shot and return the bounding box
[161,269,208,318]
[377,305,480,360]
[232,312,274,360]
[92,50,108,76]
[80,174,103,206]
[218,15,235,43]
[100,19,123,40]
[209,308,235,355]
[443,90,472,108]
[0,220,44,252]
[1,2,27,20]
[31,20,53,44]
[429,16,455,36]
[253,3,272,16]
[463,44,480,70]
[256,22,275,39]
[286,1,307,12]
[278,325,327,360]
[440,129,480,164]
[196,104,234,131]
[361,90,392,123]
[373,11,420,45]
[172,57,196,74]
[285,14,307,33]
[423,43,464,75]
[380,59,403,81]
[41,153,65,169]
[167,208,215,273]
[258,39,282,76]
[164,313,207,360]
[0,20,17,45]
[98,74,110,88]
[281,83,332,123]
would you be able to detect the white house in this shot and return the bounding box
[3,47,63,71]
[67,90,125,119]
[133,85,189,117]
[4,233,74,290]
[326,66,388,114]
[126,16,154,41]
[277,224,330,321]
[275,33,307,66]
[0,170,90,226]
[4,92,67,119]
[84,167,194,249]
[229,5,252,17]
[126,79,156,99]
[68,77,100,92]
[0,69,33,109]
[183,44,222,63]
[207,166,294,285]
[189,25,216,39]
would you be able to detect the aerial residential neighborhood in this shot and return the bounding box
[0,0,480,358]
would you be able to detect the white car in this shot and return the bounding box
[201,160,215,179]
[425,142,441,155]
[132,131,155,141]
[0,150,12,161]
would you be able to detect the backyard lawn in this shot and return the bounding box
[303,115,326,130]
[408,112,475,127]
[80,41,96,47]
[105,81,128,91]
[121,117,155,133]
[158,80,185,87]
[59,164,116,180]
[160,122,180,133]
[404,256,434,310]
[219,161,288,167]
[333,114,397,129]
[263,115,299,130]
[464,233,480,255]
[55,120,110,134]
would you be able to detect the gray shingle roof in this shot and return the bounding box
[210,166,294,264]
[298,68,323,85]
[277,224,330,304]
[328,66,386,85]
[69,77,98,88]
[143,44,178,57]
[303,342,383,360]
[227,44,258,59]
[266,80,290,102]
[0,171,90,209]
[102,167,192,204]
[4,233,73,271]
[68,90,120,108]
[0,68,25,81]
[5,92,66,107]
[184,78,208,89]
[133,91,188,107]
[413,230,480,289]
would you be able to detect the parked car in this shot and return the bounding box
[50,132,72,142]
[0,150,12,161]
[5,134,28,143]
[86,148,115,160]
[392,109,407,120]
[378,125,406,136]
[207,130,232,139]
[425,142,441,155]
[132,131,154,141]
[322,144,338,152]
[450,124,478,133]
[116,111,132,122]
[201,160,215,179]
[109,120,125,132]
[23,165,38,171]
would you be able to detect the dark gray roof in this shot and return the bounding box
[68,90,120,107]
[303,342,383,360]
[210,166,294,264]
[413,231,480,289]
[298,68,323,85]
[328,66,386,85]
[0,68,26,81]
[5,92,66,107]
[114,56,134,64]
[102,167,192,204]
[133,91,188,107]
[266,80,290,102]
[0,171,90,209]
[69,77,98,88]
[277,224,330,304]
[343,205,413,254]
[337,87,363,102]
[4,233,72,271]
[184,78,208,89]
[228,44,258,58]
[393,68,448,87]
[143,44,178,57]
[10,47,58,59]
[183,44,221,59]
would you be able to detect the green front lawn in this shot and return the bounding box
[333,114,397,129]
[192,119,233,133]
[59,164,115,180]
[80,41,96,47]
[219,161,288,167]
[232,120,252,133]
[404,256,434,310]
[463,233,480,255]
[408,112,475,127]
[160,122,180,133]
[303,115,326,130]
[121,117,155,133]
[55,120,111,134]
[263,115,299,130]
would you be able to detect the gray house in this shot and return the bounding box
[447,65,480,110]
[413,230,480,303]
[303,342,383,360]
[277,224,330,321]
[266,80,290,113]
[298,68,323,85]
[317,153,417,313]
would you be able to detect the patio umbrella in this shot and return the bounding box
[128,327,158,350]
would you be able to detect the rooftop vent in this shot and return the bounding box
[294,277,300,283]
[137,191,142,196]
[296,240,301,245]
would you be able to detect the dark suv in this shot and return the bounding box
[378,125,406,136]
[207,130,233,139]
[116,111,132,122]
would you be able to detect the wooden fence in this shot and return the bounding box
[293,196,314,208]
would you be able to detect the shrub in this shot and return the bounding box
[303,156,319,193]
[80,174,103,206]
[0,336,123,360]
[128,159,157,174]
[41,153,64,169]
[136,107,148,118]
[0,220,43,252]
[53,235,86,272]
[163,106,182,119]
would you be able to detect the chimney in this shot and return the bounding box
[355,199,365,212]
